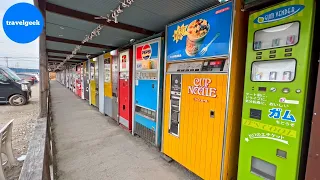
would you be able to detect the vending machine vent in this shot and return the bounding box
[134,122,155,145]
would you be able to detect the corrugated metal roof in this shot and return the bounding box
[119,0,220,31]
[46,0,222,63]
[47,12,146,47]
[47,0,120,17]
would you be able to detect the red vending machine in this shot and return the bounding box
[76,65,82,97]
[118,48,133,131]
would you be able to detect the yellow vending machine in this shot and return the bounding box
[90,59,97,106]
[104,53,113,117]
[162,1,248,180]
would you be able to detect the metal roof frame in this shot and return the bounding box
[34,0,223,66]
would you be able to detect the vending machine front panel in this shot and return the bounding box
[104,53,113,117]
[76,65,82,97]
[112,55,119,121]
[238,1,315,180]
[119,49,133,131]
[90,60,97,106]
[95,58,99,108]
[162,1,251,179]
[133,38,164,146]
[83,61,89,101]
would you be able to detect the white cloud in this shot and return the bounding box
[0,0,39,69]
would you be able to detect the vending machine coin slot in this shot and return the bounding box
[251,157,276,180]
[258,87,267,92]
[249,109,262,120]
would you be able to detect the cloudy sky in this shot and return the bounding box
[0,0,39,69]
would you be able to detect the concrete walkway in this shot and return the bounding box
[50,81,200,180]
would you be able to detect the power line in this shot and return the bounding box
[0,57,39,59]
[0,59,38,62]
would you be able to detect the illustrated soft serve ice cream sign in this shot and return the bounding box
[166,2,232,61]
[254,5,305,24]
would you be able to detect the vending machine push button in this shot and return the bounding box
[270,87,276,92]
[282,88,290,94]
[296,89,301,93]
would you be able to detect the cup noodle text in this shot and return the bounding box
[188,78,217,98]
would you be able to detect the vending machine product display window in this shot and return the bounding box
[162,1,249,179]
[251,59,296,82]
[253,22,300,50]
[237,1,316,180]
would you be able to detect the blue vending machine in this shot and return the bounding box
[132,37,164,147]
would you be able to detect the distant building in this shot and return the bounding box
[9,68,39,74]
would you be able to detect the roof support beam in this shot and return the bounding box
[48,59,82,63]
[46,49,93,56]
[46,2,155,36]
[48,55,87,61]
[46,36,114,49]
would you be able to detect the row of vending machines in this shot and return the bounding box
[56,0,320,179]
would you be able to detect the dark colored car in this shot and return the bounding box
[0,66,31,106]
[16,73,36,85]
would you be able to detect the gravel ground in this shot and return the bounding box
[0,83,39,180]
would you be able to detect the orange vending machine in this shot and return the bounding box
[161,1,248,180]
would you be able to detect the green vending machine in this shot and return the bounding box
[238,0,315,179]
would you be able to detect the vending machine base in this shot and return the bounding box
[112,97,118,121]
[104,97,112,117]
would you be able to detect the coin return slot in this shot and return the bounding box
[251,157,276,180]
[250,108,262,120]
[276,149,287,159]
[135,105,156,121]
[210,110,215,118]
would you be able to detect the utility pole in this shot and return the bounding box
[37,0,49,118]
[5,57,8,67]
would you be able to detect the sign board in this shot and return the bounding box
[166,2,232,61]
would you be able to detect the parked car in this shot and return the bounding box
[33,74,40,82]
[16,73,36,85]
[0,66,31,106]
